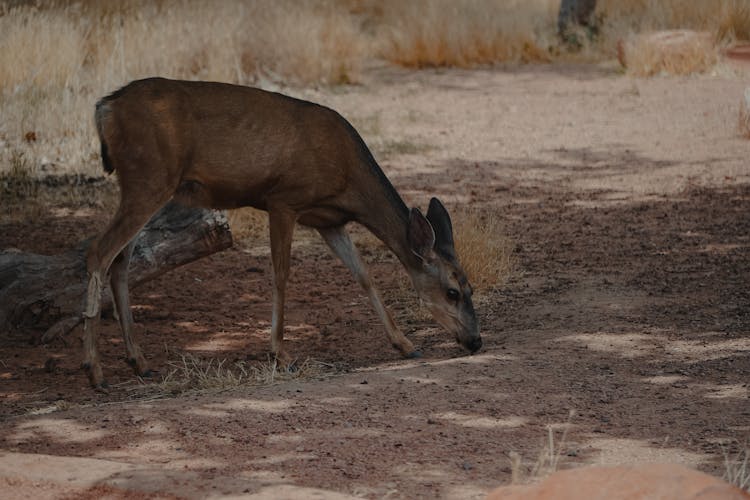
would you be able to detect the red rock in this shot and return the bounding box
[618,30,716,76]
[487,463,749,500]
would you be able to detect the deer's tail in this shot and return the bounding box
[94,99,115,174]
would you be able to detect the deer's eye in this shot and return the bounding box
[446,288,460,301]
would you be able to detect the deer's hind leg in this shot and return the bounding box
[109,239,151,378]
[83,189,172,388]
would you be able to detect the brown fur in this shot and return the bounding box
[82,78,480,388]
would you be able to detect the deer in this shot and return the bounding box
[81,77,481,388]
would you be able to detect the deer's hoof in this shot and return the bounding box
[91,380,110,393]
[274,350,296,372]
[125,357,153,379]
[406,350,422,359]
[82,362,106,389]
[283,360,299,373]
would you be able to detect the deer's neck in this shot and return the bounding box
[345,129,421,273]
[356,177,421,274]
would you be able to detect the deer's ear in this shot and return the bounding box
[408,207,436,260]
[426,197,456,258]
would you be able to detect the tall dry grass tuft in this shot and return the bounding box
[739,87,750,139]
[510,410,576,484]
[453,208,515,294]
[0,0,365,87]
[0,6,88,90]
[375,0,558,68]
[249,2,364,85]
[377,207,514,326]
[722,441,750,491]
[0,149,36,204]
[597,0,750,45]
[717,0,750,43]
[227,207,269,249]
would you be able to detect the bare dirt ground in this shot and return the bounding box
[1,63,749,499]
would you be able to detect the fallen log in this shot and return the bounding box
[0,201,233,343]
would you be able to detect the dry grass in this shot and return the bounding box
[1,169,118,222]
[0,0,363,88]
[21,355,340,415]
[530,421,573,479]
[26,398,80,416]
[134,353,338,398]
[380,208,515,326]
[596,0,750,75]
[2,0,749,192]
[510,410,576,484]
[227,206,331,253]
[0,149,37,204]
[723,441,750,491]
[372,0,750,71]
[717,0,750,43]
[374,0,558,68]
[597,0,750,44]
[0,0,365,179]
[227,207,269,249]
[740,87,750,139]
[453,208,516,293]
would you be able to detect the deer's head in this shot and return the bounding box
[407,198,481,353]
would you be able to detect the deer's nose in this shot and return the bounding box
[467,336,482,353]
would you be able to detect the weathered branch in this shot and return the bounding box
[0,202,233,342]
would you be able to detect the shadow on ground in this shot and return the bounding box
[1,165,748,498]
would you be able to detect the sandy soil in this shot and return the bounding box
[1,62,749,499]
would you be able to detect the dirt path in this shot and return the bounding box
[1,63,749,498]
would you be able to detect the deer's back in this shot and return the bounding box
[98,78,367,216]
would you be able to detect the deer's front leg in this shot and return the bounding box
[268,208,296,368]
[319,226,419,358]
